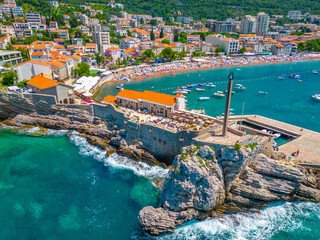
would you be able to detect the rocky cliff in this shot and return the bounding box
[0,92,165,166]
[138,144,320,235]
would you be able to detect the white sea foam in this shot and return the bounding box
[25,127,41,134]
[69,132,169,180]
[151,202,320,240]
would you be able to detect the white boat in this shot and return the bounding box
[273,133,281,139]
[235,84,247,91]
[261,129,268,133]
[207,83,216,88]
[273,141,277,148]
[259,91,268,95]
[198,97,210,101]
[196,88,205,91]
[278,76,284,80]
[173,90,189,94]
[312,70,318,74]
[312,94,320,102]
[213,91,225,97]
[289,74,300,79]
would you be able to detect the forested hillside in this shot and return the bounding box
[16,0,320,20]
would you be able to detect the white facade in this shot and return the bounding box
[240,15,258,34]
[14,61,51,82]
[26,12,41,25]
[92,31,110,46]
[257,12,270,33]
[205,34,239,54]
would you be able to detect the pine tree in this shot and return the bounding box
[150,27,155,40]
[160,28,164,38]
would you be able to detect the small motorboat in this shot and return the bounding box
[259,91,268,95]
[213,91,225,97]
[312,70,318,74]
[207,83,216,88]
[196,88,205,91]
[261,129,268,133]
[198,97,210,101]
[273,133,281,139]
[278,76,284,80]
[116,83,124,89]
[198,83,203,86]
[289,74,300,79]
[186,85,193,88]
[312,94,320,102]
[235,84,247,91]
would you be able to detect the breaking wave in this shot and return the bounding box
[146,201,320,240]
[69,132,169,180]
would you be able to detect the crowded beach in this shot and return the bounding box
[111,53,320,82]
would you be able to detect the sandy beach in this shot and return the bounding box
[92,53,320,97]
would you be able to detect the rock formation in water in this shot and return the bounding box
[138,144,320,235]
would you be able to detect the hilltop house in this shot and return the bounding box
[26,74,74,104]
[103,89,186,117]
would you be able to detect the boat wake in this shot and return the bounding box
[137,202,320,240]
[69,132,169,180]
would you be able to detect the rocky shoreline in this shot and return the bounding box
[138,144,320,235]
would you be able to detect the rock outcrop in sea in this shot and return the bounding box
[138,144,320,235]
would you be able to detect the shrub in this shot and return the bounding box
[233,143,242,151]
[245,142,258,151]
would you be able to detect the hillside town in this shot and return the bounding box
[1,0,320,100]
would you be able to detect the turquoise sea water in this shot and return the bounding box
[1,61,320,239]
[96,61,320,132]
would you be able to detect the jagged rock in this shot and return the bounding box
[270,151,287,160]
[138,207,178,235]
[139,146,224,234]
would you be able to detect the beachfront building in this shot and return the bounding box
[205,34,239,54]
[257,12,270,33]
[105,47,121,61]
[104,89,186,117]
[206,19,236,33]
[13,60,52,82]
[240,15,258,34]
[27,74,74,104]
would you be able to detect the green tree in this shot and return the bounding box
[17,47,30,61]
[161,39,170,44]
[150,19,157,26]
[140,18,144,25]
[51,32,59,39]
[215,46,223,53]
[160,28,164,38]
[297,42,306,52]
[150,28,155,41]
[239,47,247,54]
[69,16,79,28]
[160,47,175,59]
[2,69,18,86]
[142,49,155,59]
[72,62,90,76]
[174,34,179,42]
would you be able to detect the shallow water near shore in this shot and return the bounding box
[1,60,320,239]
[96,61,320,132]
[1,127,319,239]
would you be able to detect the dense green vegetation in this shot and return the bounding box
[16,0,320,21]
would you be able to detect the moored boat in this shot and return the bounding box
[235,84,247,91]
[207,83,216,88]
[312,70,318,74]
[196,88,205,91]
[224,89,235,94]
[311,94,320,102]
[289,74,300,79]
[198,97,210,101]
[278,76,284,79]
[213,91,225,97]
[258,91,268,95]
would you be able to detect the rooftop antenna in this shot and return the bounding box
[222,71,234,136]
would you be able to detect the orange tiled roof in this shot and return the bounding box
[72,54,81,60]
[31,52,44,56]
[102,95,117,104]
[27,74,58,89]
[49,61,65,68]
[116,90,178,106]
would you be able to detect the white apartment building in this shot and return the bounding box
[120,37,141,49]
[240,15,258,34]
[92,31,110,46]
[287,11,302,20]
[257,12,270,33]
[26,12,41,25]
[79,14,89,26]
[205,34,239,54]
